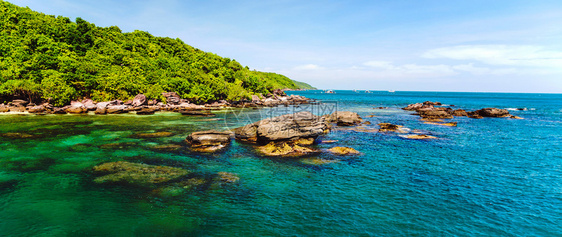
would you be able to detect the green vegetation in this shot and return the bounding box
[292,80,316,90]
[0,1,313,106]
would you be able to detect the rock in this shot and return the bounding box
[363,121,372,125]
[320,140,338,144]
[251,95,260,102]
[92,161,189,187]
[124,100,133,105]
[162,92,181,105]
[8,106,26,112]
[0,132,35,139]
[402,103,423,111]
[475,108,511,118]
[11,99,28,106]
[82,99,97,111]
[106,105,129,114]
[99,142,137,149]
[292,137,315,146]
[215,172,240,184]
[234,111,327,143]
[0,104,9,112]
[272,89,286,96]
[65,103,86,114]
[326,111,362,126]
[186,130,232,153]
[257,142,317,156]
[404,134,437,140]
[452,109,468,117]
[132,94,147,107]
[53,107,67,114]
[27,105,45,113]
[179,110,214,117]
[150,144,183,151]
[378,123,401,132]
[423,101,442,106]
[94,102,110,114]
[424,122,458,127]
[136,106,158,115]
[467,112,483,119]
[133,131,174,138]
[510,116,524,119]
[300,158,339,165]
[328,147,360,155]
[417,109,453,119]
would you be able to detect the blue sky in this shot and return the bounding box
[10,0,562,92]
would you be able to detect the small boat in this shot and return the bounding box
[388,90,395,93]
[365,90,371,93]
[326,90,335,94]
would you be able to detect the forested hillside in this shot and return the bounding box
[0,1,314,106]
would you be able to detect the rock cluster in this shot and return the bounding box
[0,91,313,115]
[403,101,521,120]
[234,111,327,143]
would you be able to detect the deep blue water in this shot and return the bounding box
[0,90,561,236]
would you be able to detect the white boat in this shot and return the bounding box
[388,90,395,93]
[326,90,335,94]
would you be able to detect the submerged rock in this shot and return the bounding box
[92,161,189,187]
[328,147,360,155]
[150,144,183,151]
[133,131,174,138]
[215,172,240,184]
[257,142,318,157]
[0,132,35,139]
[424,122,458,127]
[404,134,437,140]
[378,123,401,132]
[185,130,232,153]
[234,111,327,143]
[300,158,340,165]
[179,110,215,117]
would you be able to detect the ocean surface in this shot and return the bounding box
[0,90,561,236]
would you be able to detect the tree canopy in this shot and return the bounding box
[0,1,315,106]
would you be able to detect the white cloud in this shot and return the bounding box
[363,61,395,70]
[423,45,562,68]
[294,64,323,70]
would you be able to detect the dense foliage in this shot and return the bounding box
[0,1,314,106]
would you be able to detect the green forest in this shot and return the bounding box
[0,1,314,106]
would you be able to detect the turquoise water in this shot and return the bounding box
[0,91,561,236]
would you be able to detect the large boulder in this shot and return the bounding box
[234,111,327,143]
[475,108,511,117]
[162,92,181,105]
[94,102,110,114]
[92,161,189,187]
[326,111,362,126]
[0,104,9,113]
[27,105,45,113]
[132,94,147,107]
[106,105,129,114]
[83,99,97,111]
[452,109,468,117]
[66,101,86,114]
[11,99,28,107]
[186,130,232,152]
[417,109,453,119]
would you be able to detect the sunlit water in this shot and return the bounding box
[0,90,561,236]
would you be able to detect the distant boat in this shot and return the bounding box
[326,90,335,94]
[365,90,371,93]
[353,89,357,92]
[388,90,395,93]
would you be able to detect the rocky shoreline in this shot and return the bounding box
[0,89,311,115]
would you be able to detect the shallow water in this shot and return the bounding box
[0,91,561,236]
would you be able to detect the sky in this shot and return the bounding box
[10,0,562,93]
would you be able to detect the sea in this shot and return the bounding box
[0,90,560,236]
